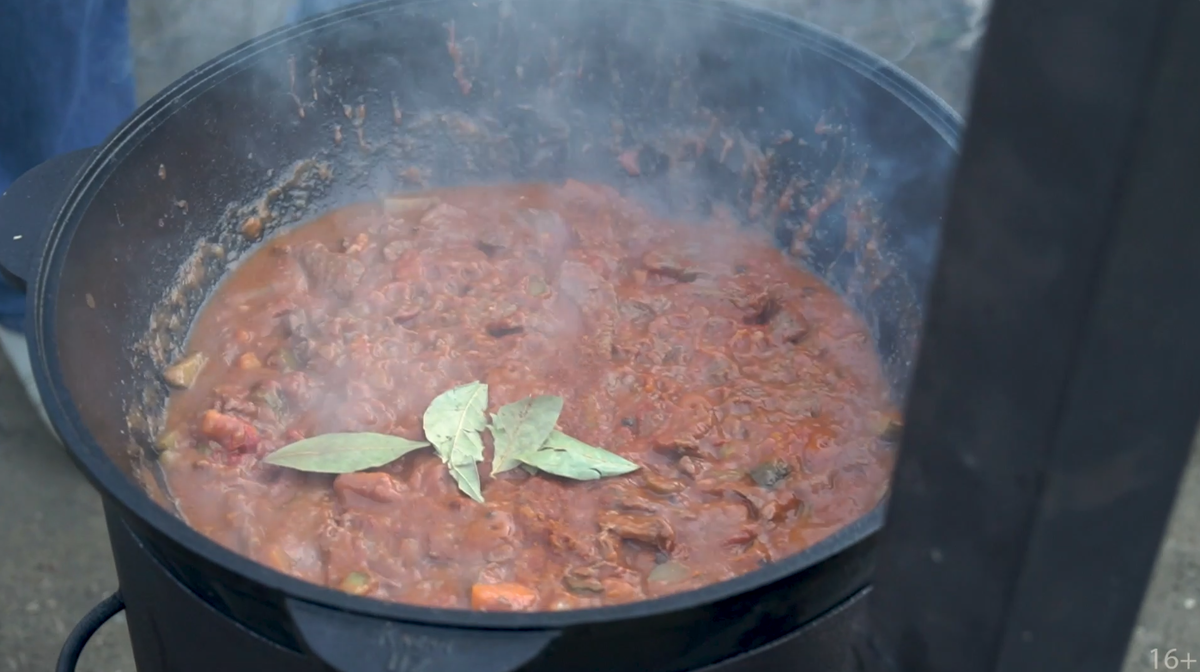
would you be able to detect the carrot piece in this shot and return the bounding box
[470,583,538,612]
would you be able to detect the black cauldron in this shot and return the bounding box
[0,1,959,670]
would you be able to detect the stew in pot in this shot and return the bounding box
[156,181,897,611]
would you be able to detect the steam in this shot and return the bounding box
[128,0,970,432]
[129,0,980,105]
[129,0,292,102]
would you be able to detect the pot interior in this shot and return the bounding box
[43,0,957,605]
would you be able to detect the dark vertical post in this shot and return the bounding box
[857,0,1200,670]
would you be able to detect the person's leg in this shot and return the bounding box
[0,0,136,430]
[0,0,352,430]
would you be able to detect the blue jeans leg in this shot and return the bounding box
[0,0,136,333]
[0,0,361,334]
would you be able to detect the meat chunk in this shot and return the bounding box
[420,202,469,228]
[614,492,664,514]
[770,311,810,345]
[212,385,260,420]
[333,472,406,506]
[331,397,395,434]
[730,487,768,520]
[651,394,715,456]
[279,371,320,406]
[563,562,645,602]
[562,567,605,594]
[515,504,595,559]
[199,410,259,453]
[597,511,675,552]
[382,239,414,261]
[749,460,792,488]
[759,490,804,523]
[618,300,656,331]
[294,241,365,299]
[739,290,781,325]
[342,233,372,255]
[558,259,617,359]
[642,250,699,283]
[641,471,686,495]
[603,577,645,603]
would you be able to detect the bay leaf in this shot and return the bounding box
[262,432,430,473]
[422,380,489,500]
[449,460,485,503]
[515,430,640,481]
[491,395,563,475]
[423,381,489,463]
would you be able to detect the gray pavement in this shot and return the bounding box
[0,352,133,671]
[0,0,1194,669]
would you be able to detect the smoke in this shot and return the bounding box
[128,0,292,101]
[128,0,981,105]
[124,0,969,426]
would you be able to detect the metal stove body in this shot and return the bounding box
[103,503,868,672]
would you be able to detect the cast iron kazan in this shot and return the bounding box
[0,1,959,670]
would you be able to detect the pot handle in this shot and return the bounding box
[0,147,95,284]
[57,591,125,672]
[287,598,560,672]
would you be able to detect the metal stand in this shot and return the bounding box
[859,0,1200,670]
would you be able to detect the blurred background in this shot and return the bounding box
[0,0,1196,670]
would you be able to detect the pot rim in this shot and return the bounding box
[31,0,961,629]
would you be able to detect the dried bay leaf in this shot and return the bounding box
[450,461,485,503]
[423,381,489,463]
[491,395,563,475]
[423,381,489,501]
[262,432,430,473]
[516,430,640,481]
